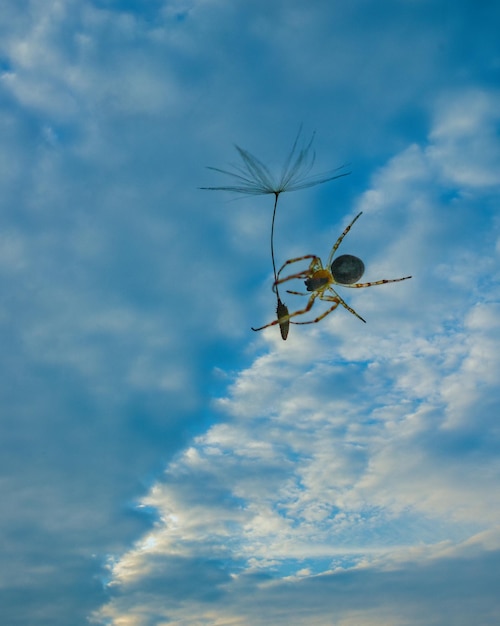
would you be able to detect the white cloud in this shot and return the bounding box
[428,90,500,188]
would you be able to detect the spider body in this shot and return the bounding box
[251,211,412,331]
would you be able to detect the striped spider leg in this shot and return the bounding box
[251,284,341,331]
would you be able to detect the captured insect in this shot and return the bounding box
[251,211,412,330]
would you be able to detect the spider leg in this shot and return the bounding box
[327,212,363,268]
[273,256,323,294]
[272,256,324,294]
[291,298,341,325]
[276,255,322,280]
[340,275,412,288]
[272,270,311,294]
[251,292,319,331]
[327,288,366,323]
[286,289,309,296]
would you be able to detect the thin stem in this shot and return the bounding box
[270,191,290,339]
[271,192,280,298]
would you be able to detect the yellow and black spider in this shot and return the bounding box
[252,211,411,331]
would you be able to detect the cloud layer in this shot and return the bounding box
[1,1,499,624]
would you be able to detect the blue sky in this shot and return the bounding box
[1,1,499,624]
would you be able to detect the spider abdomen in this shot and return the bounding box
[331,254,365,285]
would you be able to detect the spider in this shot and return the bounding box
[251,211,411,331]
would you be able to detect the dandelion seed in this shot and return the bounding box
[275,296,290,341]
[201,128,350,339]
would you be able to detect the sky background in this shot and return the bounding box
[1,1,499,624]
